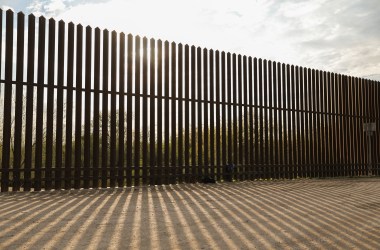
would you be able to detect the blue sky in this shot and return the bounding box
[1,0,379,81]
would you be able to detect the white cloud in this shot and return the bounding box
[24,0,380,80]
[27,0,67,17]
[0,5,14,11]
[26,0,44,16]
[44,0,66,14]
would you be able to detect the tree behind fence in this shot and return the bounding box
[0,9,379,192]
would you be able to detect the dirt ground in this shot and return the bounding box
[1,178,380,249]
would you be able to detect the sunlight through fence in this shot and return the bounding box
[0,9,379,191]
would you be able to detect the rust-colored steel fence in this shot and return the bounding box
[0,9,379,191]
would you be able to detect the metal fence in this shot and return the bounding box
[0,9,379,192]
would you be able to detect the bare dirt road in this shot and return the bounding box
[1,178,380,249]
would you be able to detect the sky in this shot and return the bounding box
[1,0,379,81]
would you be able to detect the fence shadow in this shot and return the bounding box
[1,179,380,249]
